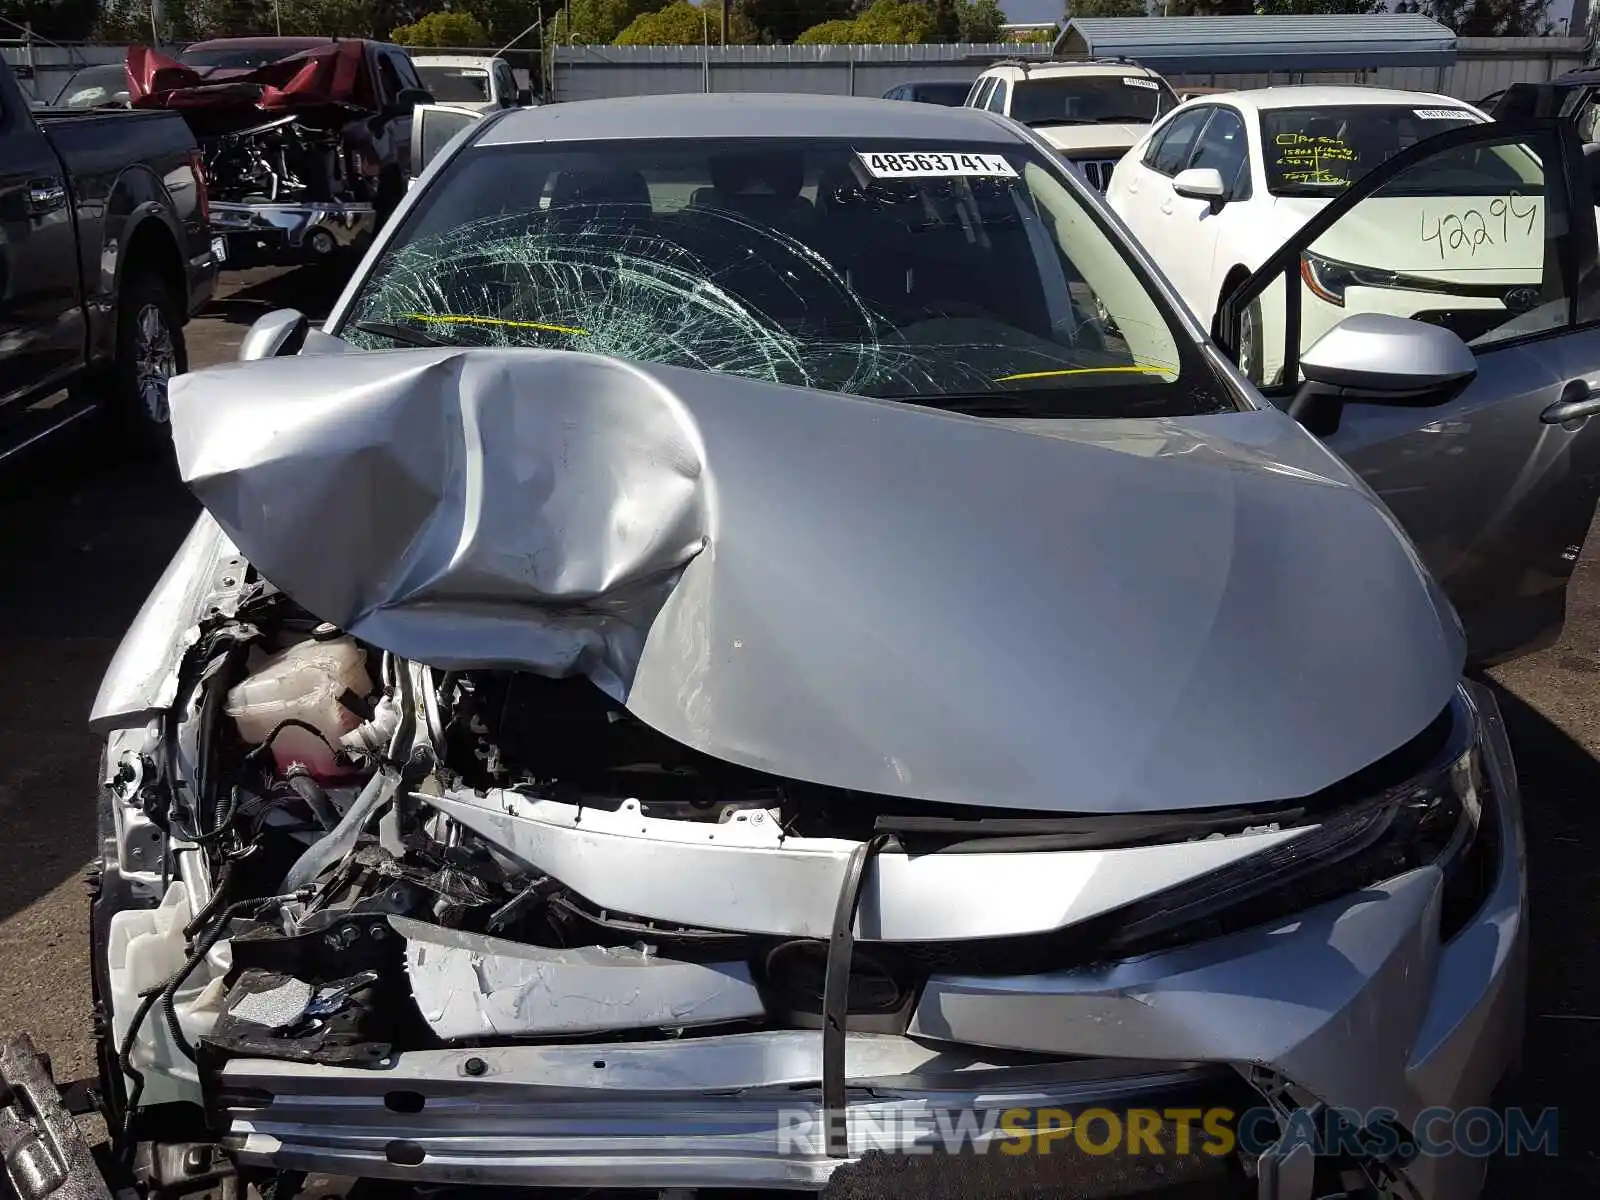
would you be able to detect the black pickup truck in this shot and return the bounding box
[0,63,216,461]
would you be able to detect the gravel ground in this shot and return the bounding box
[1,266,1598,1192]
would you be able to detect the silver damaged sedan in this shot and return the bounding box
[10,94,1600,1200]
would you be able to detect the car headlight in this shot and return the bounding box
[1299,251,1475,309]
[1096,689,1495,958]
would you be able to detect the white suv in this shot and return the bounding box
[964,59,1178,190]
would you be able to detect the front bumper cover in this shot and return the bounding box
[212,687,1527,1198]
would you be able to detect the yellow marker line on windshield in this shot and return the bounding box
[993,366,1172,383]
[400,312,589,337]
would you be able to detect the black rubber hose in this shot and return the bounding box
[284,766,341,832]
[182,857,237,941]
[243,718,341,770]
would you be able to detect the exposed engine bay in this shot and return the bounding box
[201,113,375,207]
[66,535,1495,1200]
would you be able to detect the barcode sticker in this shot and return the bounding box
[857,151,1018,179]
[1123,77,1159,90]
[1415,108,1469,120]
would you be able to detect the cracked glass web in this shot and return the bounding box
[341,144,1199,412]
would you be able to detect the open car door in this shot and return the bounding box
[409,102,485,186]
[1217,118,1600,666]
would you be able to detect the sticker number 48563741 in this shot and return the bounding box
[858,151,1019,179]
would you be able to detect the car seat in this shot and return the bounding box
[691,150,816,233]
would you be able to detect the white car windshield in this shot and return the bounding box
[341,138,1231,418]
[1261,104,1482,195]
[1009,76,1177,127]
[416,66,491,103]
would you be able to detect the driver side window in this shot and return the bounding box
[1188,108,1250,201]
[1148,108,1210,177]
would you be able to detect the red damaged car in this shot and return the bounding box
[127,37,434,267]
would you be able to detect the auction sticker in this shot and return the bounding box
[858,150,1018,178]
[1123,76,1159,90]
[1415,108,1469,120]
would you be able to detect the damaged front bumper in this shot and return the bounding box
[209,202,375,268]
[222,1035,1239,1192]
[209,683,1527,1199]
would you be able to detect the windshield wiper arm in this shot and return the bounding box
[1022,117,1095,127]
[350,320,451,348]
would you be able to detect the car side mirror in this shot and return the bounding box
[1172,167,1227,205]
[1288,312,1477,437]
[393,86,433,113]
[516,87,533,106]
[239,309,309,362]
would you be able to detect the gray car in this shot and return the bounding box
[13,94,1598,1200]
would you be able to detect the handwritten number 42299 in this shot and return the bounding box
[1420,194,1539,261]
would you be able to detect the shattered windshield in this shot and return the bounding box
[341,137,1228,417]
[1010,76,1176,126]
[416,65,490,102]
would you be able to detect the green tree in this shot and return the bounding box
[617,0,722,42]
[0,0,101,39]
[95,0,159,40]
[1427,0,1549,34]
[392,9,490,42]
[1161,0,1253,14]
[1252,0,1381,11]
[458,0,545,43]
[182,0,277,37]
[1068,0,1146,14]
[797,0,930,41]
[794,15,857,38]
[279,0,382,36]
[547,0,662,44]
[744,0,853,44]
[854,0,932,39]
[955,0,1006,39]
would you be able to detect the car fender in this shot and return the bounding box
[89,512,248,735]
[97,165,189,362]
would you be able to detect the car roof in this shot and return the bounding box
[1206,85,1473,113]
[980,61,1163,81]
[479,92,1019,146]
[412,55,501,68]
[183,36,337,51]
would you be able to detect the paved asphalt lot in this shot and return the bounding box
[2,265,1599,1193]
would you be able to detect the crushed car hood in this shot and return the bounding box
[168,347,1463,814]
[126,42,377,122]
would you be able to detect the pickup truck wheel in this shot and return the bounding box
[114,273,186,432]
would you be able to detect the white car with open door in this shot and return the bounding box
[1106,87,1505,382]
[1214,115,1600,664]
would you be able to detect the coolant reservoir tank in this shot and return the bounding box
[224,635,372,778]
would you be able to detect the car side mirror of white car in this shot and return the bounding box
[239,309,309,362]
[1172,167,1227,204]
[1288,312,1477,437]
